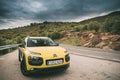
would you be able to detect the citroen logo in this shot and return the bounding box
[53,54,57,58]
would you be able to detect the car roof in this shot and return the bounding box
[28,37,49,39]
[25,37,49,42]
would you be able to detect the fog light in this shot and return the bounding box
[31,68,34,71]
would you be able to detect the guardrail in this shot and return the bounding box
[0,44,21,51]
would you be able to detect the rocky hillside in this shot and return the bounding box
[82,32,120,50]
[57,32,120,51]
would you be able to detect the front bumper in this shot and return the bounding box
[29,63,70,73]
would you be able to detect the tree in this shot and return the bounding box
[111,21,120,34]
[101,18,114,32]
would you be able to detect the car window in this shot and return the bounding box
[27,38,58,47]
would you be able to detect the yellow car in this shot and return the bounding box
[18,37,70,76]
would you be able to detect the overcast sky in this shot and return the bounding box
[0,0,120,29]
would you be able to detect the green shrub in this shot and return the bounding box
[48,32,61,39]
[87,21,100,32]
[0,37,6,46]
[80,25,88,32]
[16,36,22,43]
[74,26,80,32]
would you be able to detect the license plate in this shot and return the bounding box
[47,59,63,65]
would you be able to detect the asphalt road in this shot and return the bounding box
[0,45,120,80]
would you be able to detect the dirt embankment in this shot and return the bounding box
[58,31,120,51]
[81,32,120,51]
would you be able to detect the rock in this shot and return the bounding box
[109,42,120,50]
[88,33,95,39]
[101,36,109,41]
[110,35,120,42]
[104,33,111,36]
[81,33,89,45]
[96,42,107,48]
[83,42,92,47]
[103,46,112,51]
[90,38,101,46]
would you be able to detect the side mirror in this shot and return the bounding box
[56,43,59,46]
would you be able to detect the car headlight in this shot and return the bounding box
[28,56,43,66]
[64,50,68,53]
[65,54,70,62]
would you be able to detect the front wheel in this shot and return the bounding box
[20,60,30,76]
[18,49,21,62]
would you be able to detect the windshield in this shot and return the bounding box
[27,38,58,47]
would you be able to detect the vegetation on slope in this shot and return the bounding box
[0,11,120,50]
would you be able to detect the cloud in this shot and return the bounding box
[0,19,39,29]
[28,1,44,12]
[34,0,120,21]
[0,0,120,29]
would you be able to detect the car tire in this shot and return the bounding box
[18,50,21,62]
[20,59,30,76]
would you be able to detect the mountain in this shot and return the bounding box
[80,11,120,24]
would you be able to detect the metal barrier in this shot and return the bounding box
[0,44,20,51]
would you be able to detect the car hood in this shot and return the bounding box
[26,46,66,56]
